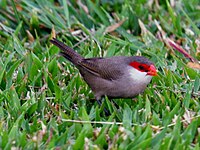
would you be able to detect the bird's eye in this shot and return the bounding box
[138,65,149,72]
[139,65,144,70]
[129,62,150,72]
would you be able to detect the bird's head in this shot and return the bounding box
[129,61,157,76]
[128,56,157,84]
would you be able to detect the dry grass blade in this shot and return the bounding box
[166,38,196,62]
[62,114,200,130]
[187,62,200,70]
[51,26,56,38]
[26,30,34,43]
[155,20,197,62]
[105,19,126,33]
[77,0,89,14]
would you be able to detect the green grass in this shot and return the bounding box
[0,0,200,149]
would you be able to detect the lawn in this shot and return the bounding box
[0,0,200,149]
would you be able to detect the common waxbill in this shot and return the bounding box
[50,38,157,102]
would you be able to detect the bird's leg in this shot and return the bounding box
[96,99,102,106]
[96,98,110,116]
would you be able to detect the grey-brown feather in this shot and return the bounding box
[78,57,152,100]
[50,38,153,100]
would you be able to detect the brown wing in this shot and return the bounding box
[78,57,125,80]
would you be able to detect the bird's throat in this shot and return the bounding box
[128,67,152,85]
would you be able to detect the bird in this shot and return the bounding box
[50,38,157,110]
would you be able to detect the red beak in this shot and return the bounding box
[147,65,157,76]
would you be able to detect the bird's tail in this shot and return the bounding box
[50,38,83,65]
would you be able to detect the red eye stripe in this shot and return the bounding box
[129,62,150,72]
